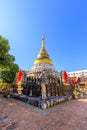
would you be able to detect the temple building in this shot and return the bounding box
[68,70,87,78]
[12,35,74,109]
[18,35,73,99]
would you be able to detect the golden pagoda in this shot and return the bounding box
[22,35,73,99]
[23,35,60,98]
[13,35,74,110]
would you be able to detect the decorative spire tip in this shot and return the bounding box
[42,34,45,41]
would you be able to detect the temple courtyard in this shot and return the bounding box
[0,95,87,130]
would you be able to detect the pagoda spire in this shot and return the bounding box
[34,35,53,64]
[42,34,45,49]
[42,34,45,41]
[37,34,49,59]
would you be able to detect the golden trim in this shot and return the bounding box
[34,59,53,64]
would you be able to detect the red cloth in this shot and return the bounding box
[63,71,68,83]
[16,70,22,83]
[71,77,77,84]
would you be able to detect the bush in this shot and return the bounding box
[0,82,8,91]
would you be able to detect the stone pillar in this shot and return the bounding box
[41,84,46,100]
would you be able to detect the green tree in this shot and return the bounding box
[1,63,19,84]
[0,36,15,69]
[0,35,19,85]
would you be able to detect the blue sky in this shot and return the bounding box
[0,0,87,72]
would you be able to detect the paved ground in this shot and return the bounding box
[0,95,87,130]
